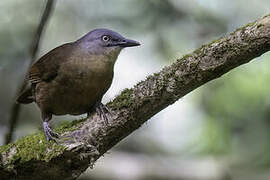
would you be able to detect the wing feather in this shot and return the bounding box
[28,43,74,84]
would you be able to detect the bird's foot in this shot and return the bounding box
[95,103,113,125]
[43,121,59,141]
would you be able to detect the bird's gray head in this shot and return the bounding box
[76,28,140,60]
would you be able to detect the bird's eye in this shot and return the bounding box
[102,35,110,42]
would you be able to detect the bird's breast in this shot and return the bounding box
[49,56,114,115]
[59,56,114,86]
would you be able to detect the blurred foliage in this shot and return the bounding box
[196,56,270,164]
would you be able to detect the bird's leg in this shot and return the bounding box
[42,112,59,141]
[87,106,95,118]
[92,102,113,125]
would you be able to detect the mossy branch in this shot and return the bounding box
[1,14,270,180]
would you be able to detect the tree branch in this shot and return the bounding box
[1,14,270,180]
[5,0,56,144]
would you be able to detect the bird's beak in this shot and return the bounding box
[119,38,141,47]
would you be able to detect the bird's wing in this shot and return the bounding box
[28,43,74,84]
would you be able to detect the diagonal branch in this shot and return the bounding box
[5,0,56,144]
[1,14,270,180]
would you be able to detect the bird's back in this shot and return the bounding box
[17,43,74,104]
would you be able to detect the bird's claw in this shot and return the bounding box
[43,121,59,141]
[95,103,113,125]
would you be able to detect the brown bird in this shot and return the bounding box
[17,28,140,141]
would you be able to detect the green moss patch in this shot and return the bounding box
[2,133,65,164]
[108,88,134,109]
[55,118,86,134]
[0,118,87,166]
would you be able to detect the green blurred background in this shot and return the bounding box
[1,0,270,179]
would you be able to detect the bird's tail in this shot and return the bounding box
[16,87,34,104]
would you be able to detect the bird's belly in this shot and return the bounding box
[36,65,113,115]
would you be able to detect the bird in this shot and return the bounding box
[17,28,140,141]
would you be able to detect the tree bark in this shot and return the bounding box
[1,14,270,180]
